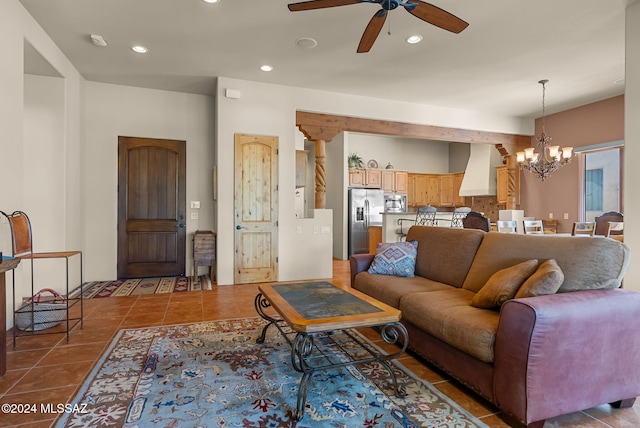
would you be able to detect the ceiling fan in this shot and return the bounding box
[288,0,468,53]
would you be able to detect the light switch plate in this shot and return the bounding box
[191,212,199,220]
[190,201,201,209]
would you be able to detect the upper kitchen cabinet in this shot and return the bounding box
[349,169,381,188]
[381,170,408,194]
[408,173,439,207]
[496,166,520,206]
[440,172,465,207]
[439,174,455,207]
[408,172,465,208]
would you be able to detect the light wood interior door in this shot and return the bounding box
[118,137,186,278]
[234,134,278,283]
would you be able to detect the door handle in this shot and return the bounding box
[236,225,245,230]
[178,224,185,228]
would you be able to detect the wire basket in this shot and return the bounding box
[15,288,67,331]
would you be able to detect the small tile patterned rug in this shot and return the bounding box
[55,317,488,428]
[80,275,211,298]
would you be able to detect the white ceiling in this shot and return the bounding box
[19,0,638,118]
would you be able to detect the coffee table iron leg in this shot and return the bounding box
[254,293,278,344]
[291,333,315,420]
[379,322,409,397]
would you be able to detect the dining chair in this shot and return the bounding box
[542,219,558,234]
[450,207,472,228]
[594,211,623,236]
[462,211,491,232]
[571,221,596,236]
[523,220,544,235]
[496,220,518,233]
[606,221,624,237]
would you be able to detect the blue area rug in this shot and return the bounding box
[57,318,487,427]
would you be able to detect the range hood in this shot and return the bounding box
[458,144,502,197]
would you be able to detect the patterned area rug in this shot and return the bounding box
[81,275,211,298]
[56,318,487,428]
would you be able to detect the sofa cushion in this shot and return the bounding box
[471,259,539,309]
[399,289,500,363]
[515,259,564,299]
[462,233,630,293]
[368,241,418,278]
[405,226,485,288]
[353,272,452,308]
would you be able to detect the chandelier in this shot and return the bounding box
[517,79,573,181]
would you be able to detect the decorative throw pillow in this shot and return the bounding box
[515,259,564,299]
[471,259,539,309]
[368,241,418,278]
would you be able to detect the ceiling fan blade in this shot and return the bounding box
[288,0,361,12]
[357,9,387,53]
[405,1,468,33]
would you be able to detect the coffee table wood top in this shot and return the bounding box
[258,281,401,333]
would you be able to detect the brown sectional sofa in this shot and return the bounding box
[349,225,640,428]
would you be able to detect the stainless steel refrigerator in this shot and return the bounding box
[348,188,385,256]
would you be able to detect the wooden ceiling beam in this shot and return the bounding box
[296,111,532,156]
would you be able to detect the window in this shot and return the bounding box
[578,143,622,222]
[585,168,603,212]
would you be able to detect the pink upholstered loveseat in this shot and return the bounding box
[349,225,639,427]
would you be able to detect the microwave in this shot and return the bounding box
[384,194,407,212]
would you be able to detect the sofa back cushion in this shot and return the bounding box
[405,226,485,288]
[462,233,631,293]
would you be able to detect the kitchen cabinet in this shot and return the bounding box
[440,172,465,207]
[349,169,381,188]
[408,173,438,207]
[408,172,464,208]
[369,226,382,254]
[427,175,440,206]
[381,170,408,194]
[439,174,455,207]
[496,166,520,205]
[453,172,465,206]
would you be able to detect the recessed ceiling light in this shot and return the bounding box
[203,0,219,3]
[406,35,423,44]
[260,65,273,72]
[131,45,148,54]
[296,37,318,49]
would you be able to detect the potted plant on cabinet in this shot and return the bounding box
[348,153,364,169]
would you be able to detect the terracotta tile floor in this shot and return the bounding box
[2,259,639,427]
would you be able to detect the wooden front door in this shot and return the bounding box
[234,134,278,284]
[117,136,186,278]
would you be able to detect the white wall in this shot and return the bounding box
[624,2,640,292]
[23,74,73,288]
[0,0,84,329]
[347,133,451,173]
[215,77,532,284]
[83,82,215,280]
[325,133,348,260]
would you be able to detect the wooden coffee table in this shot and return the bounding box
[254,281,408,420]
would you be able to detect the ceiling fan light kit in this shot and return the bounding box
[287,0,468,53]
